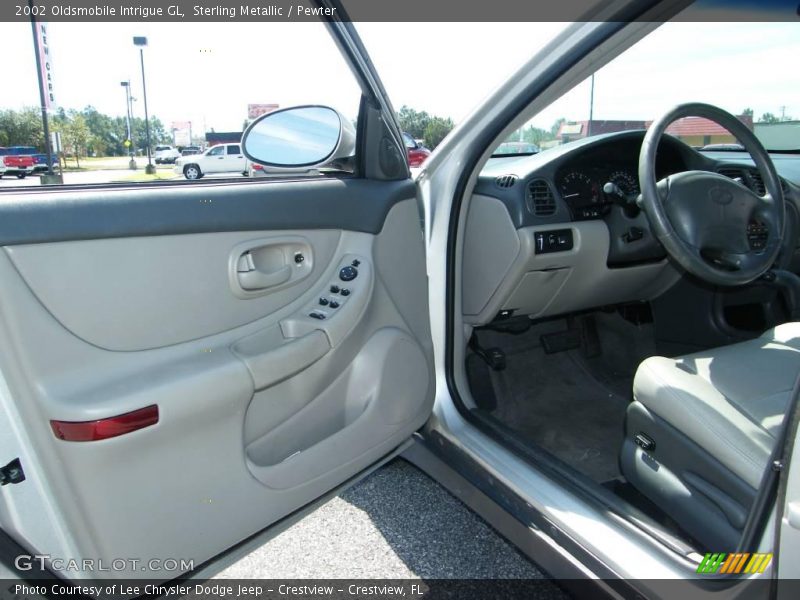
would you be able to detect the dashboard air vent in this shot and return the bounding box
[495,174,518,189]
[747,170,767,197]
[747,170,789,196]
[717,166,745,182]
[527,179,556,216]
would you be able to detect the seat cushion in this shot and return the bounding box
[633,323,800,488]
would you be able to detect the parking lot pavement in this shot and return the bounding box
[213,459,567,590]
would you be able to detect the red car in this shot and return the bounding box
[0,147,36,179]
[403,132,431,167]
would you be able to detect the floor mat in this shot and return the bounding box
[472,313,653,483]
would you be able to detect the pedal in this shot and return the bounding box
[540,328,582,354]
[469,335,507,371]
[580,315,602,358]
[483,347,507,370]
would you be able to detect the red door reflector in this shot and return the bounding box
[50,405,159,442]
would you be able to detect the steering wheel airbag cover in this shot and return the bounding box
[639,102,784,286]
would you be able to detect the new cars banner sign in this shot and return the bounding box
[33,22,57,109]
[33,21,56,110]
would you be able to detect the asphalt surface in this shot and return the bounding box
[214,460,566,590]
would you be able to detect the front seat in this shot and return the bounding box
[621,323,800,550]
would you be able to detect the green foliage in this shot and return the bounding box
[0,107,46,148]
[505,125,550,146]
[423,116,454,150]
[397,106,455,150]
[397,106,431,140]
[0,106,171,156]
[59,112,91,168]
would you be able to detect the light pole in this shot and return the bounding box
[120,80,136,170]
[133,36,155,174]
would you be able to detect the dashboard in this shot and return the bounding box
[462,130,800,325]
[553,141,685,221]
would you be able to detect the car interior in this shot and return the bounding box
[457,114,800,553]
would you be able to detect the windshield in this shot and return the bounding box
[496,22,799,155]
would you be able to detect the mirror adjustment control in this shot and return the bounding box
[330,285,340,294]
[340,288,351,296]
[319,297,329,306]
[339,265,358,281]
[329,300,340,309]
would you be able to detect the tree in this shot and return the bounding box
[742,107,754,118]
[759,112,780,124]
[506,125,550,146]
[397,106,430,139]
[61,113,91,168]
[423,116,454,150]
[0,107,45,148]
[550,117,567,138]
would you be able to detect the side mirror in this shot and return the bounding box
[242,105,355,168]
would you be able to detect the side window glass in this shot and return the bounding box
[0,21,361,188]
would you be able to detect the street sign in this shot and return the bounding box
[247,104,279,119]
[50,131,62,153]
[124,139,132,148]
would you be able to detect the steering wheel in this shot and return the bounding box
[639,102,784,286]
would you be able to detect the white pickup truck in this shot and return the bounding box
[174,143,247,179]
[154,145,181,164]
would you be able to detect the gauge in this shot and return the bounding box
[559,171,600,205]
[608,170,640,196]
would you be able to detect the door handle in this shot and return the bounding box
[230,238,311,298]
[238,264,291,290]
[236,251,292,290]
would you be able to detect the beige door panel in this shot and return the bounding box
[0,199,432,579]
[4,230,340,351]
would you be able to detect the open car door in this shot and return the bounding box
[0,14,433,580]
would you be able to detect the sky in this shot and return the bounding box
[0,20,798,137]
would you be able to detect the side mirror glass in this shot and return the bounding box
[242,105,355,168]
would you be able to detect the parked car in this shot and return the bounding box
[0,147,35,179]
[181,145,202,156]
[154,145,181,164]
[5,146,56,172]
[403,132,431,167]
[174,143,246,179]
